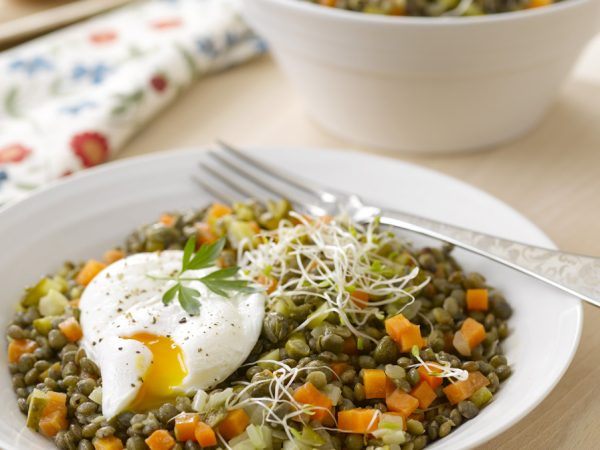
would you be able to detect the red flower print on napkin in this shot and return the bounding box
[71,132,110,168]
[150,18,183,30]
[89,30,118,45]
[0,144,32,164]
[150,74,168,93]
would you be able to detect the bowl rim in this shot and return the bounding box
[250,0,594,26]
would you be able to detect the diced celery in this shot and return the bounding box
[38,289,69,316]
[274,297,293,316]
[26,389,48,430]
[268,199,291,222]
[307,302,330,329]
[192,389,209,413]
[89,387,102,405]
[233,202,255,221]
[379,413,404,431]
[206,388,234,411]
[231,440,255,450]
[323,384,342,406]
[51,276,68,294]
[247,424,273,450]
[257,349,281,370]
[372,428,407,445]
[296,425,325,447]
[470,386,493,408]
[33,317,54,336]
[229,431,250,447]
[22,278,64,307]
[227,220,259,248]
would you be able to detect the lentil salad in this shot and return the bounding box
[6,200,513,450]
[302,0,562,16]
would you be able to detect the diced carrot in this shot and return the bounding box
[385,314,411,342]
[386,389,419,417]
[8,339,38,363]
[389,4,406,14]
[385,314,425,352]
[399,324,425,352]
[443,371,490,405]
[45,391,67,414]
[466,289,489,311]
[196,222,219,245]
[76,260,106,286]
[194,421,217,447]
[465,318,487,350]
[160,214,176,227]
[342,336,358,355]
[337,409,380,434]
[257,275,278,294]
[218,409,250,441]
[363,369,387,399]
[58,317,83,342]
[293,382,333,423]
[174,413,199,442]
[418,365,443,389]
[330,362,349,378]
[93,436,124,450]
[39,410,68,437]
[145,429,176,450]
[350,290,370,309]
[528,0,552,7]
[39,392,67,438]
[207,203,233,222]
[411,381,437,409]
[69,298,80,308]
[103,249,125,264]
[319,0,336,7]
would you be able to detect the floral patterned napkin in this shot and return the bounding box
[0,0,264,206]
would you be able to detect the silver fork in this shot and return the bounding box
[195,143,600,308]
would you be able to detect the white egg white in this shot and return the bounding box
[79,251,265,418]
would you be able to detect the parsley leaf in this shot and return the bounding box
[157,236,253,315]
[162,283,179,305]
[178,285,201,315]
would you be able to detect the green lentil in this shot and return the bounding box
[384,364,406,380]
[407,368,421,387]
[458,400,479,419]
[96,426,116,438]
[353,383,366,402]
[414,435,428,450]
[407,419,425,435]
[78,440,94,450]
[373,336,399,364]
[495,364,512,381]
[306,370,328,389]
[358,355,376,369]
[438,420,453,438]
[345,434,364,450]
[490,355,507,368]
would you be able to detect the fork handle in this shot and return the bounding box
[378,210,600,307]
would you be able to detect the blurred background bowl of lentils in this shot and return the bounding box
[244,0,600,153]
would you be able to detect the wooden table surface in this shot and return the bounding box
[3,3,600,449]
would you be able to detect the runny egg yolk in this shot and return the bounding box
[124,333,187,411]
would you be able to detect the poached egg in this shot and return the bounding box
[79,251,264,418]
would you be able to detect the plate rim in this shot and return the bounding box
[0,147,583,449]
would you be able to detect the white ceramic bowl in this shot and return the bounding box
[244,0,600,153]
[0,148,582,449]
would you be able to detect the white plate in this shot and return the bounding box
[0,148,582,449]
